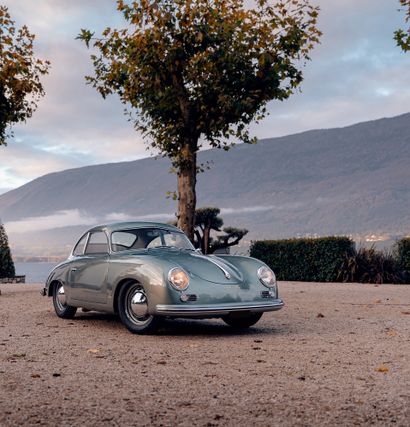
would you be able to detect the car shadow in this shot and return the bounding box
[72,311,283,337]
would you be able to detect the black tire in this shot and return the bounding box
[52,282,77,319]
[222,312,263,328]
[118,282,160,334]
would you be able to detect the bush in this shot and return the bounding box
[337,246,402,284]
[396,238,410,270]
[0,223,15,279]
[395,238,410,282]
[250,237,355,282]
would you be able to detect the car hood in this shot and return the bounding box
[149,249,244,284]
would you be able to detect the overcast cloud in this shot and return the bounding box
[1,0,409,193]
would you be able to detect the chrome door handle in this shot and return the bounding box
[71,268,77,272]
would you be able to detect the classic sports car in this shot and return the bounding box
[42,222,284,334]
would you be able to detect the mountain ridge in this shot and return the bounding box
[1,112,409,255]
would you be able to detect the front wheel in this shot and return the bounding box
[222,312,263,328]
[52,282,77,319]
[118,282,160,334]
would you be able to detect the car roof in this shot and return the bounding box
[87,221,182,234]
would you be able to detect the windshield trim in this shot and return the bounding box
[110,227,194,253]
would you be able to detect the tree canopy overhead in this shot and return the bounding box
[79,0,321,240]
[395,0,410,51]
[0,5,50,146]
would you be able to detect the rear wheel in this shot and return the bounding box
[118,282,160,334]
[222,312,263,328]
[52,282,77,319]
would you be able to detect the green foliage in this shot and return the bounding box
[250,237,355,282]
[395,0,410,51]
[174,206,248,253]
[396,238,410,271]
[0,6,50,145]
[209,226,248,254]
[0,223,15,278]
[79,0,321,162]
[338,246,402,285]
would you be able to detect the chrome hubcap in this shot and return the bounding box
[126,285,151,325]
[130,291,148,318]
[56,284,67,310]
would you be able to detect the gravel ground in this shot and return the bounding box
[0,282,409,427]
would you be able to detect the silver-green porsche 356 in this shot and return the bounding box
[42,222,284,334]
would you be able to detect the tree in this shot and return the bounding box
[0,5,50,145]
[79,0,321,241]
[395,0,410,51]
[194,207,223,253]
[0,223,15,278]
[209,226,248,254]
[192,207,248,254]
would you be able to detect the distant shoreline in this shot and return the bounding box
[13,256,65,263]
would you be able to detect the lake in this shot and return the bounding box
[14,262,59,284]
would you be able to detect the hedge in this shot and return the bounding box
[250,237,355,282]
[396,238,410,271]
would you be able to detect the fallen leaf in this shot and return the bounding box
[375,364,389,373]
[374,299,382,304]
[401,311,410,315]
[87,348,100,354]
[52,373,61,377]
[297,375,306,381]
[317,313,325,318]
[387,329,397,337]
[31,374,41,378]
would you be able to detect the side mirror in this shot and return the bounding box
[195,248,203,254]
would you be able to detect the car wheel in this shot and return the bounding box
[52,282,77,319]
[118,282,160,334]
[222,312,263,328]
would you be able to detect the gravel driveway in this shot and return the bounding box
[0,282,409,426]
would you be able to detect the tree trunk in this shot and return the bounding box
[177,143,197,242]
[203,226,211,254]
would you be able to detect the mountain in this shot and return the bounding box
[1,113,409,257]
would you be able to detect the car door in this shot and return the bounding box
[68,230,109,305]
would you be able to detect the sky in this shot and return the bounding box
[1,0,409,194]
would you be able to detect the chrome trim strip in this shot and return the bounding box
[191,253,232,279]
[156,299,284,316]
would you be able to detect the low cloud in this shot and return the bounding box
[5,209,174,234]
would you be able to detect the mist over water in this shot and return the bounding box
[14,262,58,283]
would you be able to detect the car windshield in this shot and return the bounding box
[111,228,195,252]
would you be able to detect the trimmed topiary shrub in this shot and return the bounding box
[250,237,355,282]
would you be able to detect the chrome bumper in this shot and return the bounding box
[156,299,284,317]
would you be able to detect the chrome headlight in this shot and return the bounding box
[168,267,189,291]
[257,266,276,288]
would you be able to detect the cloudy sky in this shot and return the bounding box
[1,0,409,194]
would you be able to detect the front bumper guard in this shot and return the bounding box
[156,298,284,317]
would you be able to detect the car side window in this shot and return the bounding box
[73,234,88,256]
[84,231,109,255]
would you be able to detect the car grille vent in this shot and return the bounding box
[261,290,274,299]
[187,294,197,301]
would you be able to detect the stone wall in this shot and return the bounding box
[0,276,26,284]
